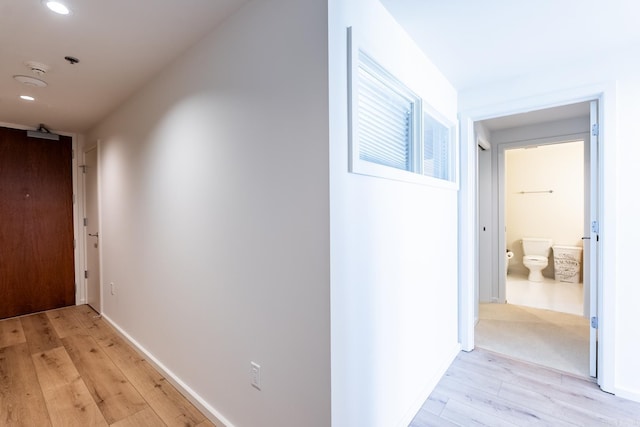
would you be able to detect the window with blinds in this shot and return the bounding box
[357,54,418,172]
[423,111,451,181]
[349,45,456,186]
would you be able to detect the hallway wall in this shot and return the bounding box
[329,1,460,425]
[88,1,330,425]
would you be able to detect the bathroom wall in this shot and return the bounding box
[505,141,584,278]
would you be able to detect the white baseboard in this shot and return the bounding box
[101,313,235,427]
[613,386,640,404]
[396,342,461,427]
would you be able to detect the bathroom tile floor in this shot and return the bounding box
[506,272,584,316]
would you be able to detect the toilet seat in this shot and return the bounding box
[524,255,546,263]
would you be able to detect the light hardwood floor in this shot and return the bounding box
[410,348,640,426]
[0,304,215,427]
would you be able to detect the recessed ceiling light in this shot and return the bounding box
[45,1,71,15]
[14,75,48,87]
[20,95,36,101]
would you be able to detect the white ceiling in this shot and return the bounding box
[0,0,247,133]
[381,0,640,91]
[3,1,640,134]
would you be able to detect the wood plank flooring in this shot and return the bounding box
[410,348,640,426]
[0,305,215,427]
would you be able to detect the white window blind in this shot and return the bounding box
[423,111,451,181]
[357,54,417,172]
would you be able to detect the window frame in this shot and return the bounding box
[347,27,458,189]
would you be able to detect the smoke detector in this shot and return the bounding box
[24,61,51,76]
[13,75,48,87]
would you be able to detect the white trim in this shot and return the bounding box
[458,116,476,351]
[101,313,235,427]
[613,386,640,403]
[457,82,617,393]
[70,133,85,305]
[82,141,104,314]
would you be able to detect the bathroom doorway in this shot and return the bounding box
[503,140,586,316]
[474,100,597,378]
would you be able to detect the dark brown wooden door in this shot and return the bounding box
[0,126,75,319]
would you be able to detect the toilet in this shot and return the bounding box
[522,237,553,282]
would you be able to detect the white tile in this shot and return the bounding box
[506,273,583,316]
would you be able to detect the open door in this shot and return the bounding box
[83,146,101,312]
[587,100,599,378]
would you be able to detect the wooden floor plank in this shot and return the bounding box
[194,419,218,427]
[31,346,108,427]
[413,348,640,426]
[0,317,26,349]
[420,391,448,416]
[69,305,116,343]
[96,332,207,427]
[497,380,618,426]
[458,347,564,385]
[46,307,86,338]
[436,375,578,426]
[410,406,459,427]
[109,407,167,427]
[1,306,216,426]
[443,362,502,396]
[440,399,519,427]
[62,333,148,424]
[20,313,63,354]
[0,343,52,426]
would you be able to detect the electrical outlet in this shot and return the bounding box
[110,282,115,295]
[250,362,261,390]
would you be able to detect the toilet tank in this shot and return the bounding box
[522,238,553,256]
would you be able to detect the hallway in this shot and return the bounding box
[0,305,214,426]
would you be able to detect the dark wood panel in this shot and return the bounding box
[0,126,75,319]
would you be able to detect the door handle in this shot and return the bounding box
[581,236,590,240]
[88,233,99,238]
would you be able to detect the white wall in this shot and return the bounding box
[329,1,460,426]
[505,141,584,278]
[460,52,640,401]
[88,1,330,425]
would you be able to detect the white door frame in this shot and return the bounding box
[82,141,103,314]
[458,82,617,392]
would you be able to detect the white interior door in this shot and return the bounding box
[588,100,599,378]
[84,146,101,312]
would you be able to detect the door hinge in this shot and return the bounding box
[83,217,88,226]
[592,221,599,234]
[592,123,599,136]
[84,270,88,279]
[591,316,598,329]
